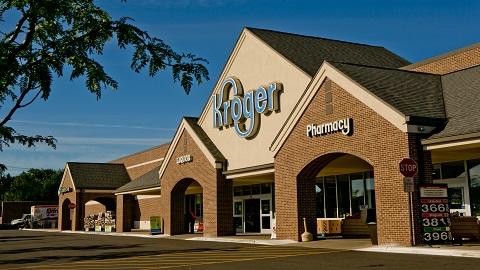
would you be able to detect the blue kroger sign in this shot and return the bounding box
[212,77,283,138]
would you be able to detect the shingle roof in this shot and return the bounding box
[67,162,130,190]
[329,62,446,120]
[114,166,160,193]
[429,65,480,139]
[247,27,410,76]
[184,117,225,161]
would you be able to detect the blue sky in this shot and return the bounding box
[2,0,479,175]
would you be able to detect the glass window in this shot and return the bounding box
[433,164,441,180]
[234,186,242,196]
[234,201,242,215]
[315,180,324,218]
[261,216,270,229]
[324,176,337,218]
[261,200,270,214]
[195,194,202,217]
[337,175,350,217]
[351,173,365,217]
[234,217,243,232]
[252,184,261,195]
[448,187,465,209]
[365,172,376,209]
[261,183,271,194]
[442,161,465,179]
[468,160,480,216]
[242,185,251,196]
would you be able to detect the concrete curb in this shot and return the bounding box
[187,237,296,246]
[355,246,480,258]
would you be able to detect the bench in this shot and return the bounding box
[450,216,480,240]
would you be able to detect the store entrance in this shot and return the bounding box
[244,199,260,233]
[233,183,273,234]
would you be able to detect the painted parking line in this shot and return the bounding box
[10,247,345,270]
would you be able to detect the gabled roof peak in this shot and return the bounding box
[246,27,385,49]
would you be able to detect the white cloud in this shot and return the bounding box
[10,120,175,132]
[131,0,247,8]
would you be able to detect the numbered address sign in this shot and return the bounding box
[419,185,452,244]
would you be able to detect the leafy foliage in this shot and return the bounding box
[0,168,63,201]
[0,0,209,173]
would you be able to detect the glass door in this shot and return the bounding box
[260,199,271,234]
[244,199,261,233]
[233,200,243,233]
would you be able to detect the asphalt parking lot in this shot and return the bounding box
[1,230,479,269]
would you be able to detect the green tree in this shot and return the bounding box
[0,0,209,172]
[0,172,14,200]
[3,168,63,201]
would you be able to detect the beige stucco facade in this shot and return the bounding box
[198,29,311,171]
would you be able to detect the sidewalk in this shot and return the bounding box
[355,244,480,259]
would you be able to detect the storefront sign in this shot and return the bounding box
[212,77,283,138]
[420,184,451,244]
[58,186,73,195]
[176,155,193,164]
[306,118,353,137]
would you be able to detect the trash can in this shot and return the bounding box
[367,222,378,245]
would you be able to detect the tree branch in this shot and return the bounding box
[4,9,29,44]
[0,80,35,127]
[18,87,41,108]
[7,15,37,64]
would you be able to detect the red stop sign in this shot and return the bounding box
[399,158,418,177]
[69,203,76,209]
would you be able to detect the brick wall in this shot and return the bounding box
[133,196,161,221]
[160,130,234,237]
[405,45,480,75]
[112,144,169,180]
[275,78,426,246]
[126,161,162,180]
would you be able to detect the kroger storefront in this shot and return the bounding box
[59,27,480,246]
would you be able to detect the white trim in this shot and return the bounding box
[58,165,76,193]
[134,195,161,200]
[424,138,480,150]
[126,158,164,169]
[115,186,161,195]
[158,119,220,180]
[197,28,311,125]
[226,168,275,179]
[270,61,408,155]
[197,30,247,125]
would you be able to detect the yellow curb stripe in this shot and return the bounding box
[8,249,345,270]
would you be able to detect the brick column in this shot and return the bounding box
[408,133,434,245]
[116,194,133,232]
[215,170,234,236]
[297,176,317,240]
